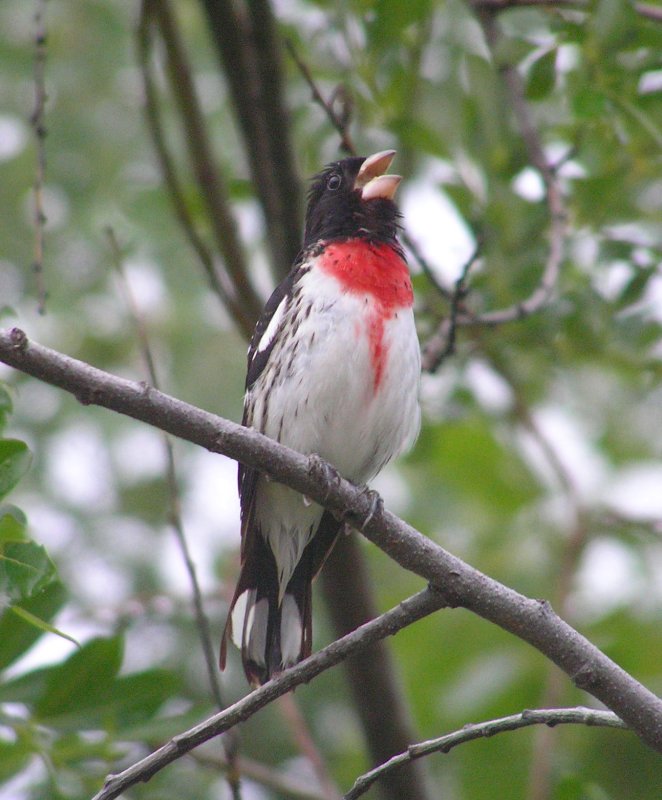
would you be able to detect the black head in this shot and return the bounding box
[303,150,403,250]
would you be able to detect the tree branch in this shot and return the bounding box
[1,327,661,759]
[200,0,302,279]
[107,230,241,797]
[422,5,568,371]
[31,0,49,314]
[137,4,256,339]
[90,588,445,799]
[141,0,263,326]
[321,535,431,800]
[344,707,627,800]
[471,0,662,21]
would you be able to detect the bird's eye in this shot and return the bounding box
[327,174,341,191]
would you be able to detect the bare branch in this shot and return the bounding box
[423,6,568,371]
[277,693,341,800]
[1,328,661,761]
[285,39,355,155]
[636,3,662,22]
[141,0,263,326]
[200,0,302,279]
[89,588,445,799]
[193,749,333,800]
[345,707,626,799]
[31,0,49,314]
[106,230,241,796]
[321,535,431,800]
[420,246,482,371]
[136,6,255,340]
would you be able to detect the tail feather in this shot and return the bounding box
[221,512,341,686]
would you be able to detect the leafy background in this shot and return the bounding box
[0,1,661,798]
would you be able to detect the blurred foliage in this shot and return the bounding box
[0,1,661,799]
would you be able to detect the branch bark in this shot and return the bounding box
[199,0,302,279]
[90,588,446,799]
[321,535,431,800]
[344,707,627,799]
[141,0,263,327]
[1,327,661,759]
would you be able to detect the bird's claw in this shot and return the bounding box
[307,453,341,501]
[358,486,383,531]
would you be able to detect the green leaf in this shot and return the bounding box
[121,703,211,743]
[10,605,80,648]
[0,540,57,603]
[0,385,12,432]
[35,635,124,719]
[492,36,537,70]
[525,49,557,101]
[0,580,68,672]
[367,0,432,50]
[0,738,31,783]
[0,439,31,500]
[590,0,638,49]
[108,669,182,729]
[32,652,181,733]
[0,504,28,542]
[0,663,57,705]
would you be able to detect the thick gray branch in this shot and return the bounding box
[1,327,662,759]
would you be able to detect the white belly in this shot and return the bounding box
[248,267,420,589]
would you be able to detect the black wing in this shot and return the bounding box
[245,260,307,391]
[238,257,310,547]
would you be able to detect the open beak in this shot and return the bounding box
[355,149,401,201]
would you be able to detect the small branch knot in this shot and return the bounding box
[9,327,28,351]
[573,663,597,689]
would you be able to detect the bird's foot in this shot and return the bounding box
[307,453,342,501]
[357,485,383,531]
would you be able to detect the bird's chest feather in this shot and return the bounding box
[251,241,420,481]
[316,240,414,392]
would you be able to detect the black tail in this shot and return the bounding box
[221,512,341,686]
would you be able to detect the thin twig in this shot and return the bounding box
[1,328,661,757]
[31,0,49,314]
[422,245,482,369]
[285,39,355,154]
[636,3,662,22]
[200,0,302,278]
[344,707,626,799]
[88,588,446,800]
[278,693,341,800]
[105,229,240,798]
[192,750,332,800]
[141,0,263,326]
[136,7,254,340]
[422,6,568,372]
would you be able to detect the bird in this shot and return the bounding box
[220,150,421,686]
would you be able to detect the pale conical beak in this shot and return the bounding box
[355,149,401,200]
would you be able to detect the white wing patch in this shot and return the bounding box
[256,296,287,354]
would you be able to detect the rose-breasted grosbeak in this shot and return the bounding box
[221,150,420,686]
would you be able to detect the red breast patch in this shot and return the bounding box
[318,240,413,391]
[318,241,413,309]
